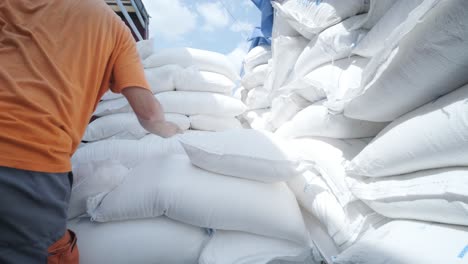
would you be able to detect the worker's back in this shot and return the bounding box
[0,0,144,172]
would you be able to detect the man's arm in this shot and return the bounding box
[122,87,181,138]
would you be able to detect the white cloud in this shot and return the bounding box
[226,41,250,72]
[142,0,198,40]
[241,0,255,8]
[196,2,230,31]
[224,0,255,12]
[230,20,254,34]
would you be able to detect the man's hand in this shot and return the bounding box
[145,120,182,138]
[121,87,181,138]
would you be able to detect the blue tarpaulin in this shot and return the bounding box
[248,27,271,50]
[249,0,273,50]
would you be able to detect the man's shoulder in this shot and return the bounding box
[74,0,122,23]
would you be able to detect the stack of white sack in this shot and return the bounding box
[263,0,398,133]
[341,0,468,121]
[240,45,272,110]
[286,137,388,251]
[274,1,468,262]
[92,47,246,138]
[71,130,323,263]
[68,137,209,264]
[82,129,334,263]
[144,47,245,132]
[270,0,398,86]
[238,45,274,131]
[272,0,395,40]
[262,16,308,130]
[345,83,468,227]
[284,12,371,115]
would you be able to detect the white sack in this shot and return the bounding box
[68,217,208,264]
[72,136,185,168]
[189,115,242,132]
[199,231,318,264]
[360,0,397,29]
[353,0,425,58]
[143,47,240,81]
[157,91,246,117]
[347,84,468,177]
[246,87,271,110]
[250,114,273,131]
[241,64,269,90]
[275,77,326,103]
[179,129,300,183]
[135,39,155,60]
[243,45,272,73]
[233,86,248,102]
[88,155,308,244]
[242,109,273,131]
[301,210,340,264]
[240,87,249,104]
[276,103,387,139]
[242,109,269,124]
[68,161,128,219]
[294,15,368,78]
[288,170,388,249]
[145,65,182,93]
[83,113,190,141]
[264,36,308,93]
[288,137,369,206]
[327,58,369,113]
[302,57,367,98]
[272,0,369,39]
[95,91,247,117]
[345,0,468,122]
[268,93,311,130]
[334,220,468,264]
[347,167,468,226]
[175,66,234,94]
[292,57,368,113]
[272,6,301,38]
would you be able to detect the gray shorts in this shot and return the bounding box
[0,166,72,264]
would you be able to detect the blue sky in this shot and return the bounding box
[141,0,261,70]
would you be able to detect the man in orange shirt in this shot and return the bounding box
[0,0,180,263]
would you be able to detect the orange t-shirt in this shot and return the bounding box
[0,0,150,172]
